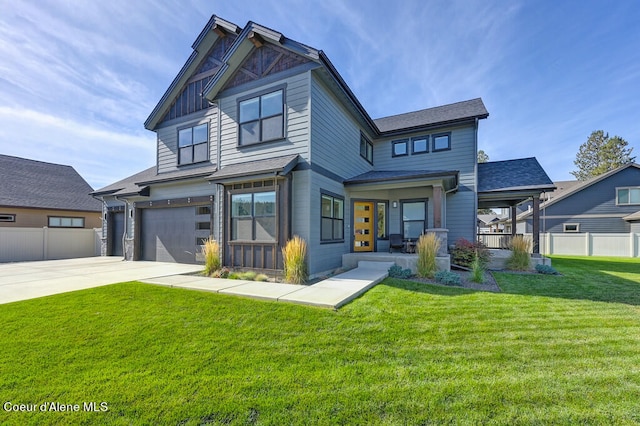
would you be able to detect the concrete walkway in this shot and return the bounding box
[143,261,394,309]
[0,257,202,305]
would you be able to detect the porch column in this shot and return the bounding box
[510,206,517,237]
[532,195,540,256]
[433,186,442,228]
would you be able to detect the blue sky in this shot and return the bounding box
[1,0,639,189]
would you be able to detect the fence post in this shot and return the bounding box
[632,232,636,258]
[585,232,591,256]
[43,227,49,260]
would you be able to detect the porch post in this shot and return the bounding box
[510,206,517,237]
[433,186,442,228]
[532,195,540,256]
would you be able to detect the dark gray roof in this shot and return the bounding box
[478,157,555,193]
[374,98,489,133]
[91,166,156,197]
[207,154,299,182]
[344,169,458,185]
[0,154,101,211]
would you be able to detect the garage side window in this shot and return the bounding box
[49,216,84,228]
[178,123,208,165]
[231,191,276,242]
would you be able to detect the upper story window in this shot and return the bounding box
[238,89,284,145]
[412,136,429,154]
[392,139,409,157]
[178,123,208,165]
[360,134,373,163]
[617,187,640,205]
[432,132,451,152]
[49,217,84,228]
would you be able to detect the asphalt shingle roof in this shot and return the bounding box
[344,169,458,185]
[207,155,299,181]
[478,157,555,193]
[374,98,489,133]
[0,154,101,211]
[91,166,157,196]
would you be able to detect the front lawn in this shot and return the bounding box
[1,256,639,424]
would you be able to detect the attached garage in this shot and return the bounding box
[139,204,212,263]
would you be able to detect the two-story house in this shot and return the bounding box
[93,15,554,276]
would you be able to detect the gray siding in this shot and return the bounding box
[217,73,310,166]
[310,74,373,179]
[156,107,218,174]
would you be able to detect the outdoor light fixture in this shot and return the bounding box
[392,201,398,208]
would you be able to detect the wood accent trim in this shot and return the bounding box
[248,31,264,47]
[532,196,540,254]
[511,206,517,237]
[212,24,227,37]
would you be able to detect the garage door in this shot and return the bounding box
[141,205,212,263]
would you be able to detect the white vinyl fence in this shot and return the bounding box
[523,233,640,258]
[0,227,101,263]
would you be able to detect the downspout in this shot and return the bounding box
[114,196,128,261]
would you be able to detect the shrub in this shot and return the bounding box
[451,238,491,268]
[227,272,240,280]
[506,236,532,271]
[435,270,462,286]
[203,238,221,276]
[535,264,559,275]
[282,235,308,284]
[237,271,257,281]
[255,273,269,282]
[470,254,485,283]
[388,264,413,279]
[416,233,440,278]
[211,267,230,279]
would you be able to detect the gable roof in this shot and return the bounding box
[146,14,488,137]
[91,166,156,197]
[518,162,640,220]
[0,154,101,212]
[478,158,555,193]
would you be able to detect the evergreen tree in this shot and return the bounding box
[571,130,635,180]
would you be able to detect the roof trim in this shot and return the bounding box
[344,169,458,186]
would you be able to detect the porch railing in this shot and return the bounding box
[478,233,517,249]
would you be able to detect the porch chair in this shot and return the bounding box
[389,234,404,253]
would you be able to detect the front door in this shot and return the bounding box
[353,201,374,252]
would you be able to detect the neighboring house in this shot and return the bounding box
[0,154,101,229]
[516,163,640,234]
[477,213,504,233]
[93,15,553,275]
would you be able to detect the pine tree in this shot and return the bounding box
[571,130,635,180]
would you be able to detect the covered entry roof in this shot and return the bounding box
[478,157,555,208]
[344,169,458,191]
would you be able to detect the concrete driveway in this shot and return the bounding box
[0,257,203,305]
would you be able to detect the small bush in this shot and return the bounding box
[435,270,462,286]
[536,264,559,275]
[506,236,532,271]
[255,273,269,282]
[388,264,413,279]
[210,267,230,279]
[282,235,308,284]
[237,271,257,281]
[451,238,491,268]
[470,255,485,283]
[416,233,440,278]
[203,238,221,276]
[227,272,240,280]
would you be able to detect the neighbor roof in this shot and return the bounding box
[478,158,555,193]
[0,154,101,212]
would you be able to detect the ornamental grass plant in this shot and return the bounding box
[416,232,440,278]
[282,235,308,284]
[203,238,221,276]
[506,235,532,271]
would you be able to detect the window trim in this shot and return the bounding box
[177,122,209,166]
[48,216,85,228]
[392,139,409,157]
[400,198,428,239]
[230,189,277,243]
[360,133,373,164]
[411,136,429,155]
[237,86,286,146]
[432,132,451,152]
[0,214,15,222]
[616,186,640,206]
[563,223,580,233]
[320,191,345,244]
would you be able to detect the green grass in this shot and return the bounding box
[1,256,640,424]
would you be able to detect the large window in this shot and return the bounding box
[239,89,284,145]
[321,193,344,242]
[48,217,84,228]
[231,191,276,241]
[178,123,208,165]
[360,134,373,163]
[617,187,640,205]
[401,200,426,239]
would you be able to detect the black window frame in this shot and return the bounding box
[432,132,451,152]
[392,139,409,157]
[411,135,429,155]
[400,199,427,239]
[230,189,277,242]
[360,133,373,164]
[48,216,85,228]
[320,191,344,243]
[238,87,286,146]
[177,123,209,166]
[0,214,15,222]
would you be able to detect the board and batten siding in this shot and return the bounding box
[309,74,373,179]
[156,107,218,174]
[217,72,310,167]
